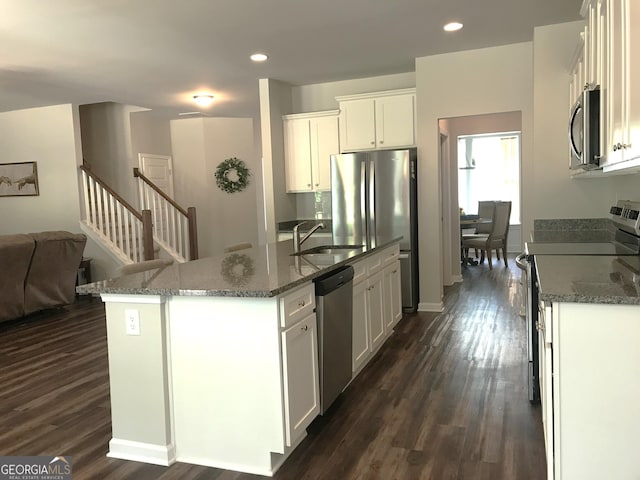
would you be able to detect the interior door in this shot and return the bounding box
[139,153,174,197]
[138,153,174,239]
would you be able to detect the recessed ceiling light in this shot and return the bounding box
[250,53,268,62]
[444,22,463,32]
[193,94,214,107]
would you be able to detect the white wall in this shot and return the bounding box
[532,22,640,220]
[79,102,149,207]
[291,72,416,112]
[258,79,297,242]
[170,117,259,258]
[130,110,173,159]
[416,42,534,311]
[0,104,82,232]
[0,104,120,281]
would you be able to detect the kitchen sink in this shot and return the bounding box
[291,244,364,256]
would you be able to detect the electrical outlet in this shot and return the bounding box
[125,309,140,335]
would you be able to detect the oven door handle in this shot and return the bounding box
[515,252,527,270]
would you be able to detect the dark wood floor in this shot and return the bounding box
[0,258,546,479]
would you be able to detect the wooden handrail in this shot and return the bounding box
[80,165,142,221]
[133,168,188,217]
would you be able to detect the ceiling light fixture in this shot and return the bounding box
[250,53,268,62]
[444,22,463,32]
[193,94,214,107]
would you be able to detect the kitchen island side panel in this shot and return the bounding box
[169,296,289,475]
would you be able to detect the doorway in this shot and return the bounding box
[439,111,522,281]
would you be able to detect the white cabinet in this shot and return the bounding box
[601,0,640,171]
[283,110,339,192]
[336,89,416,152]
[579,0,640,172]
[383,261,402,330]
[349,243,401,376]
[367,270,385,353]
[351,278,370,373]
[537,300,640,480]
[281,311,320,446]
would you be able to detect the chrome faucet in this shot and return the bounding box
[293,221,325,253]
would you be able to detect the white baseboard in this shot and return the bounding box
[418,301,444,312]
[452,274,463,283]
[107,438,176,466]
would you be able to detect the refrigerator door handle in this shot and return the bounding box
[368,159,376,247]
[360,158,367,245]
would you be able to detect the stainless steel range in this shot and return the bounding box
[517,200,640,403]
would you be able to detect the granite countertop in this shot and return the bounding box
[76,237,400,298]
[536,255,640,305]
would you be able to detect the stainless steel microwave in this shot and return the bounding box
[569,87,601,170]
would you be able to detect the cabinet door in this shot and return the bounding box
[340,99,376,152]
[284,118,313,192]
[538,325,554,480]
[605,0,626,165]
[310,115,339,191]
[368,271,385,352]
[281,313,320,446]
[375,94,416,149]
[384,260,402,329]
[352,279,370,374]
[624,0,640,163]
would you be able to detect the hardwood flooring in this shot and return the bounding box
[0,259,546,479]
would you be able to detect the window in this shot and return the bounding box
[458,132,520,224]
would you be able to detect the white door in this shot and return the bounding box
[138,153,174,197]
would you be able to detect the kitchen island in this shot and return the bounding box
[532,254,640,480]
[76,237,402,476]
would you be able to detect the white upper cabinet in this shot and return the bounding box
[283,110,339,192]
[584,0,640,172]
[603,0,640,171]
[336,88,416,152]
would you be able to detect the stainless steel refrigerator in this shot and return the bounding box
[330,148,418,312]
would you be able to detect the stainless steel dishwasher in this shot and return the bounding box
[314,265,354,414]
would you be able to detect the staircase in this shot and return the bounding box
[79,165,198,266]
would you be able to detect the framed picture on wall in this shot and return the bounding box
[0,162,39,197]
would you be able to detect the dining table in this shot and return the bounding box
[460,214,492,266]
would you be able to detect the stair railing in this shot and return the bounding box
[79,165,154,263]
[133,168,198,262]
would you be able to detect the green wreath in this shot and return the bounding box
[214,157,251,194]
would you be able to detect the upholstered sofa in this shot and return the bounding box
[0,231,87,323]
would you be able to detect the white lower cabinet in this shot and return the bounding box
[540,301,640,480]
[383,260,402,330]
[349,244,402,376]
[352,279,370,373]
[367,270,385,353]
[281,311,320,447]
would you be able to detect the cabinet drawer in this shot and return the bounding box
[350,258,368,285]
[280,284,315,328]
[367,251,384,275]
[381,243,400,266]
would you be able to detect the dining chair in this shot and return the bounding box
[461,200,495,261]
[462,201,511,269]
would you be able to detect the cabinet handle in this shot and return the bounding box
[315,183,319,187]
[392,269,397,273]
[380,140,384,144]
[307,183,312,187]
[301,325,309,332]
[370,141,375,145]
[298,300,306,307]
